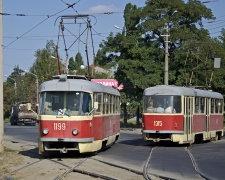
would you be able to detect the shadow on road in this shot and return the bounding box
[119,138,153,146]
[19,147,97,160]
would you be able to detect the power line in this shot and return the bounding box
[3,2,78,49]
[0,11,123,17]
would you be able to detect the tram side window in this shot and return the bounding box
[215,99,221,114]
[94,93,102,115]
[112,96,115,113]
[195,97,200,114]
[143,95,181,114]
[103,94,108,114]
[82,93,92,115]
[211,99,215,114]
[219,99,223,114]
[106,94,109,114]
[108,95,111,114]
[200,98,205,113]
[115,96,119,114]
[118,97,120,113]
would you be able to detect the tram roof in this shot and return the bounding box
[143,85,223,99]
[39,75,120,96]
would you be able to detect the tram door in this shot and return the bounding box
[205,98,210,132]
[184,96,193,141]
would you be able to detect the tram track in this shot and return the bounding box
[185,147,212,180]
[1,142,144,180]
[142,145,215,180]
[52,155,144,180]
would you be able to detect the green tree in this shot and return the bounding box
[68,57,75,73]
[96,0,218,126]
[30,40,61,84]
[74,52,84,70]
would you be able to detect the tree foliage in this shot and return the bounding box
[95,0,224,118]
[3,41,62,117]
[68,57,75,72]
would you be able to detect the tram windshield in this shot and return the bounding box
[39,91,92,116]
[143,95,181,114]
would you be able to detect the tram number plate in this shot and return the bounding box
[154,121,162,127]
[53,123,66,130]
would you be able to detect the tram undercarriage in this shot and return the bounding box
[142,130,223,144]
[39,133,120,154]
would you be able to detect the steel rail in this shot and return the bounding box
[54,158,87,180]
[91,157,142,175]
[51,158,117,180]
[185,147,211,180]
[143,147,154,180]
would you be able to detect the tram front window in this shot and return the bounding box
[144,95,181,114]
[40,92,92,116]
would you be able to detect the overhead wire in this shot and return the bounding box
[3,2,78,49]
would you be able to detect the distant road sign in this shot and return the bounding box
[214,58,221,68]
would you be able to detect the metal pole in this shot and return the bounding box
[164,23,169,85]
[36,79,39,104]
[26,71,38,104]
[0,0,4,153]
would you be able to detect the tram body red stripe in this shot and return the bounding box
[209,115,223,131]
[40,120,92,139]
[40,115,120,140]
[193,115,206,132]
[143,115,183,131]
[93,115,120,140]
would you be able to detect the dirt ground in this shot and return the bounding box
[0,148,23,175]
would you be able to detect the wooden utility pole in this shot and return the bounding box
[0,0,4,153]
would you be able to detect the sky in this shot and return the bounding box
[2,0,225,81]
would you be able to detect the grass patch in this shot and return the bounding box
[120,118,142,128]
[0,147,22,174]
[4,117,10,123]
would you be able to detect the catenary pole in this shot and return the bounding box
[164,23,169,85]
[0,0,4,153]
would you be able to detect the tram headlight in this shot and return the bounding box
[43,128,49,135]
[72,129,78,136]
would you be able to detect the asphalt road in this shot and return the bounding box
[4,123,225,180]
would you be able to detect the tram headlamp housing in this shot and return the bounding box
[43,128,49,135]
[72,129,78,136]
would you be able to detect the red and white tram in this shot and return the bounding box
[142,85,224,144]
[38,75,120,154]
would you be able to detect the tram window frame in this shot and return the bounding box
[195,97,200,114]
[114,96,118,114]
[103,94,107,114]
[115,96,120,114]
[143,95,181,114]
[112,95,115,114]
[200,97,205,114]
[94,93,103,115]
[211,99,215,114]
[118,97,121,113]
[219,99,223,114]
[215,99,220,114]
[108,94,111,114]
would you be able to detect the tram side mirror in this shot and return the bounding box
[94,102,98,110]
